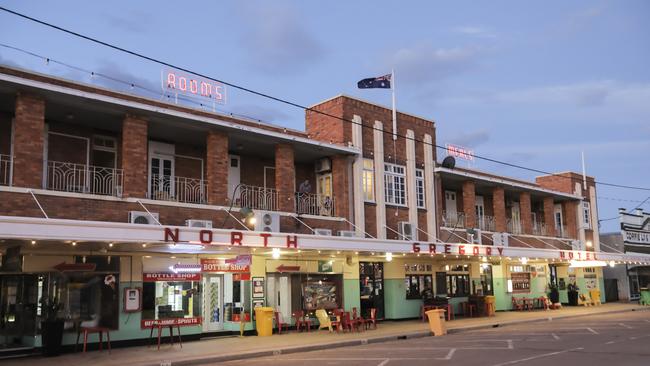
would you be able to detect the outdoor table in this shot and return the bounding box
[148,322,183,350]
[76,326,111,353]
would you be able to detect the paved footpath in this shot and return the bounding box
[4,303,648,366]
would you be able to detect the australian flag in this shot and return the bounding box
[357,74,391,89]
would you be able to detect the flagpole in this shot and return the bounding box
[391,68,397,141]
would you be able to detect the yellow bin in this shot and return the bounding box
[425,309,447,336]
[255,307,275,336]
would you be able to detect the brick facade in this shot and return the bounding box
[275,143,295,212]
[121,114,148,198]
[492,187,506,232]
[331,155,351,221]
[13,93,45,188]
[519,192,532,235]
[462,181,476,228]
[543,197,556,237]
[206,130,229,205]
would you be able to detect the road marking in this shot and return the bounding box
[491,347,584,366]
[439,348,456,360]
[507,340,514,349]
[587,327,599,334]
[551,333,560,340]
[619,323,632,329]
[605,341,616,344]
[377,359,390,366]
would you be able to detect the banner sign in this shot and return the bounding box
[141,317,202,329]
[143,273,201,282]
[446,143,474,161]
[201,258,250,273]
[225,255,252,266]
[163,68,226,104]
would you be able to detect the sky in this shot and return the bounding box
[0,0,648,233]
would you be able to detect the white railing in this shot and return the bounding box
[506,218,522,234]
[295,192,335,217]
[478,215,496,232]
[236,184,279,211]
[556,225,570,238]
[442,211,465,228]
[0,154,11,186]
[532,221,547,236]
[149,174,207,204]
[46,160,123,197]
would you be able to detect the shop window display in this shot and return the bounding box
[405,275,432,299]
[142,274,202,325]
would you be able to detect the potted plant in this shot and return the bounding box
[547,282,560,305]
[40,295,64,357]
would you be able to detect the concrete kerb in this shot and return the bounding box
[141,307,650,366]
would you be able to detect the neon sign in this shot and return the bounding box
[163,68,226,104]
[446,143,474,161]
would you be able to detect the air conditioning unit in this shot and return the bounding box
[398,222,416,241]
[467,228,482,245]
[338,230,357,237]
[571,240,585,251]
[129,211,159,225]
[314,228,332,236]
[492,232,509,247]
[315,158,332,173]
[185,219,213,228]
[254,211,280,233]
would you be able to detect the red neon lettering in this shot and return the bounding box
[472,246,480,256]
[164,228,179,242]
[190,79,198,94]
[260,233,271,247]
[200,82,211,96]
[215,85,223,100]
[459,245,465,255]
[486,247,492,256]
[444,244,452,254]
[586,252,591,260]
[429,244,436,254]
[167,72,176,89]
[286,235,298,248]
[179,77,187,91]
[231,232,243,245]
[497,247,504,256]
[412,243,420,253]
[560,251,566,259]
[199,230,213,244]
[568,252,574,259]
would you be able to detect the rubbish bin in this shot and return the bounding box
[485,295,496,316]
[425,309,447,336]
[640,288,650,306]
[255,307,274,336]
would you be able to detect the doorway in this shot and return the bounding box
[148,142,175,200]
[266,274,292,324]
[227,155,240,201]
[511,202,521,234]
[0,274,40,349]
[202,275,224,332]
[359,262,384,319]
[475,195,485,229]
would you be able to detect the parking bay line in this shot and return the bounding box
[491,347,584,366]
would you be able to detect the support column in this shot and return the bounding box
[588,186,600,251]
[121,114,148,198]
[424,134,437,242]
[275,143,295,212]
[373,121,386,239]
[405,129,418,235]
[543,197,556,237]
[462,181,476,229]
[492,187,506,232]
[13,93,45,188]
[520,192,532,235]
[351,115,365,236]
[206,130,229,206]
[563,201,578,239]
[332,155,350,220]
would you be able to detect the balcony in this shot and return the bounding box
[0,154,11,186]
[506,218,522,234]
[295,192,335,217]
[478,215,495,232]
[556,225,569,238]
[235,184,279,211]
[532,221,547,236]
[442,211,465,228]
[46,160,123,197]
[149,174,207,204]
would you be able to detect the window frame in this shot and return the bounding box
[384,163,407,206]
[404,274,433,300]
[362,159,375,202]
[415,169,425,209]
[446,274,470,297]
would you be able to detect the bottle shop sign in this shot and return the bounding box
[162,68,226,104]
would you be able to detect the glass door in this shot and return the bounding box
[359,262,384,319]
[475,195,485,229]
[0,275,39,349]
[150,156,174,200]
[202,275,223,332]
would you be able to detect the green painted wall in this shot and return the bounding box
[343,279,360,312]
[384,279,422,319]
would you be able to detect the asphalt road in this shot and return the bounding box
[214,310,650,366]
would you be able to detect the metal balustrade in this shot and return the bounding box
[506,218,522,234]
[442,211,465,228]
[46,160,123,197]
[478,215,496,232]
[0,154,11,186]
[236,184,279,211]
[295,192,335,217]
[149,174,207,204]
[532,221,547,236]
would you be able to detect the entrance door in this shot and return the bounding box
[475,195,485,229]
[202,275,223,332]
[227,155,240,201]
[149,142,175,200]
[444,191,457,224]
[0,275,39,349]
[511,202,521,234]
[554,204,564,236]
[359,262,384,319]
[267,274,291,323]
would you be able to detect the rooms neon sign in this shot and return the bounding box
[163,68,226,104]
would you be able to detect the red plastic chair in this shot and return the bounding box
[292,311,310,332]
[352,307,366,331]
[340,312,354,332]
[366,308,378,330]
[275,311,290,334]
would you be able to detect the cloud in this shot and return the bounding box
[448,129,490,148]
[236,2,324,74]
[452,26,496,38]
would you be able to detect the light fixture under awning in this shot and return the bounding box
[569,260,607,268]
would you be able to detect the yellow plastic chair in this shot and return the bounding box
[315,309,333,332]
[589,290,601,306]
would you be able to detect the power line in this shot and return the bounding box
[1,6,650,192]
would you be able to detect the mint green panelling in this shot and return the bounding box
[343,279,361,312]
[493,277,509,311]
[384,279,422,319]
[599,277,606,304]
[559,290,568,304]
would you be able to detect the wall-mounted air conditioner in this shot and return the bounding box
[467,228,482,245]
[492,232,509,247]
[314,228,332,236]
[338,230,357,237]
[129,211,159,225]
[571,240,585,251]
[254,211,280,233]
[315,158,332,173]
[186,219,213,228]
[398,222,416,241]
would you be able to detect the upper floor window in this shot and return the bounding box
[415,169,425,208]
[384,163,406,206]
[362,159,375,202]
[582,201,591,229]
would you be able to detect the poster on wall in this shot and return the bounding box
[252,277,265,298]
[303,282,337,310]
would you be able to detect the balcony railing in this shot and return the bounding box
[295,192,335,217]
[532,221,547,236]
[0,154,11,186]
[478,215,495,232]
[442,211,465,228]
[506,218,522,234]
[556,225,570,238]
[46,160,123,197]
[236,184,279,211]
[149,174,207,204]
